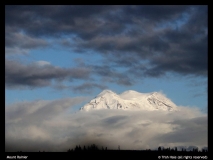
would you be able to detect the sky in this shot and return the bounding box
[5,5,208,152]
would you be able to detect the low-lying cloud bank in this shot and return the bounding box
[5,98,207,152]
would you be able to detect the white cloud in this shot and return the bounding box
[5,99,207,152]
[34,61,51,66]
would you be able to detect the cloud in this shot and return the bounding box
[5,59,91,89]
[5,99,207,151]
[5,31,48,55]
[5,97,89,124]
[5,58,133,91]
[5,96,91,152]
[34,61,51,66]
[90,64,134,86]
[5,5,190,39]
[5,5,207,78]
[155,116,207,148]
[5,5,121,38]
[73,82,108,94]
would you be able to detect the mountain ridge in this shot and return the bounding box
[80,89,178,111]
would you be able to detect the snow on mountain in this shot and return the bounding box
[80,89,178,111]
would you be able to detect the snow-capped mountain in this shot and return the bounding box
[80,90,178,111]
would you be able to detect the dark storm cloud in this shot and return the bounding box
[5,25,49,55]
[5,60,91,89]
[5,31,48,49]
[5,101,207,151]
[147,36,207,77]
[5,5,189,37]
[5,5,119,39]
[5,58,133,89]
[5,5,207,79]
[142,6,207,77]
[122,5,191,22]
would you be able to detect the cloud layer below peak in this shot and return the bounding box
[6,98,207,152]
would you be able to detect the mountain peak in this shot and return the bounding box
[122,90,138,93]
[120,90,141,95]
[97,89,116,96]
[80,90,178,111]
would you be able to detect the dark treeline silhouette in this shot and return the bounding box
[14,145,208,153]
[12,145,208,160]
[67,144,107,152]
[157,146,208,152]
[67,144,208,153]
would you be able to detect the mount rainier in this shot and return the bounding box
[80,90,178,111]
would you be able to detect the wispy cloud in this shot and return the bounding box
[5,31,48,55]
[73,82,108,94]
